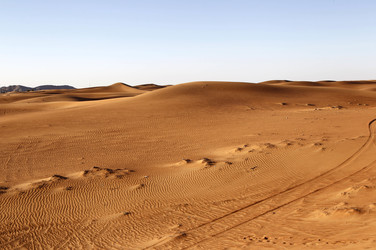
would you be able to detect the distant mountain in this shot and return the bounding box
[34,85,75,91]
[0,85,75,93]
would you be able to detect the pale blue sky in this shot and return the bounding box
[0,0,375,88]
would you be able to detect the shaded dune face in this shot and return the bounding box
[1,80,376,249]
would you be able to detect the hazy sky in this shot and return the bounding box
[1,0,375,88]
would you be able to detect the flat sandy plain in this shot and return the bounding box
[1,80,376,249]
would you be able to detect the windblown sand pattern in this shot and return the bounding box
[1,81,376,249]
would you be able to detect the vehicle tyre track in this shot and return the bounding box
[150,119,376,249]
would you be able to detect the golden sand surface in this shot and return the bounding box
[1,80,376,249]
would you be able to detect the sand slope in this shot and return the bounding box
[1,81,376,249]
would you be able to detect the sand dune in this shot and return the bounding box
[1,80,376,249]
[133,84,168,91]
[261,79,376,90]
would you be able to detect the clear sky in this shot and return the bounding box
[1,0,375,88]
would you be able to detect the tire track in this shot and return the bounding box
[151,119,376,249]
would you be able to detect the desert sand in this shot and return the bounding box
[1,80,376,249]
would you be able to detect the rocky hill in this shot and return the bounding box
[0,85,75,93]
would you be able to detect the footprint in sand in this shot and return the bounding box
[82,166,133,179]
[0,186,9,194]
